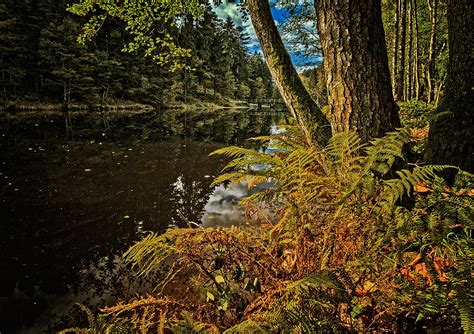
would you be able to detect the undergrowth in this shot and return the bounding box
[62,124,473,333]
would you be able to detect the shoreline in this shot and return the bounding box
[0,99,254,114]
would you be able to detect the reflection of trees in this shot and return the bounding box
[134,109,285,144]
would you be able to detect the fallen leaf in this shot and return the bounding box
[206,291,215,302]
[414,182,431,193]
[363,281,376,292]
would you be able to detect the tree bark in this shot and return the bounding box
[315,0,400,143]
[426,0,474,172]
[247,0,331,147]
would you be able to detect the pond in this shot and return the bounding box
[0,108,287,333]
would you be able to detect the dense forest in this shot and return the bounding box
[1,0,473,333]
[0,1,274,109]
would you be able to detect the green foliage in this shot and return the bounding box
[382,0,449,104]
[0,1,273,106]
[68,0,203,70]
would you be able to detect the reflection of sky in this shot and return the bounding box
[202,182,248,227]
[201,125,284,228]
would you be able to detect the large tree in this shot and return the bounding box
[425,0,473,172]
[247,0,331,147]
[70,0,400,144]
[315,0,401,142]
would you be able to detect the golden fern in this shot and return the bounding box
[123,229,191,277]
[266,269,353,333]
[224,319,268,334]
[59,304,127,334]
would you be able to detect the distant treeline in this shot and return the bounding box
[0,1,274,108]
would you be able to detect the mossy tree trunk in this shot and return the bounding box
[247,0,331,147]
[315,0,401,143]
[425,0,473,172]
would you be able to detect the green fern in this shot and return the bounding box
[379,165,456,213]
[364,127,411,175]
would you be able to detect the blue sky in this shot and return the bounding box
[212,1,319,71]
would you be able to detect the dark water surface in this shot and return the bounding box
[0,109,285,333]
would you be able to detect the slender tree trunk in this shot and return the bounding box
[183,68,187,103]
[413,0,420,100]
[426,0,473,172]
[406,0,414,101]
[434,39,447,107]
[247,0,331,147]
[393,0,407,101]
[392,0,400,88]
[315,0,400,142]
[426,0,438,104]
[433,74,446,106]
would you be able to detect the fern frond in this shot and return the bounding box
[59,304,128,334]
[380,165,457,213]
[123,230,183,277]
[224,319,267,333]
[287,269,352,303]
[364,127,411,175]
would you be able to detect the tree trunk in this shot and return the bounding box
[392,0,400,88]
[406,0,414,101]
[315,0,400,143]
[413,0,420,100]
[426,0,438,104]
[426,0,473,172]
[247,0,331,147]
[393,0,407,101]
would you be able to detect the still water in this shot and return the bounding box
[0,108,286,333]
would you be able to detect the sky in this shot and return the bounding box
[212,1,320,71]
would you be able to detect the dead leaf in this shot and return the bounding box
[414,182,431,193]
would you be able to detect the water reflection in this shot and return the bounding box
[0,108,285,332]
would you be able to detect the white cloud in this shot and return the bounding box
[211,2,260,52]
[211,1,319,71]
